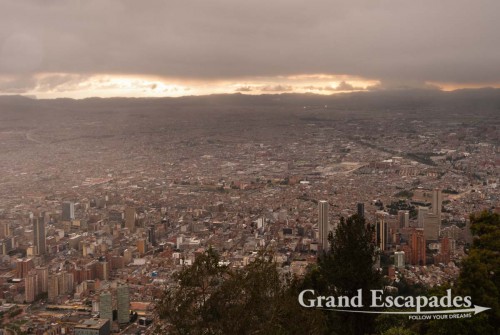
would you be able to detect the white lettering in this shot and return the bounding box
[416,296,428,312]
[298,290,316,308]
[394,295,405,308]
[453,296,463,307]
[370,290,384,307]
[351,289,363,308]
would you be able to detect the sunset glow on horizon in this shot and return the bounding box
[4,73,498,99]
[3,73,381,99]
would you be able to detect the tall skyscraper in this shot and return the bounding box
[33,217,46,255]
[357,202,365,218]
[318,201,329,252]
[25,272,38,303]
[417,207,428,228]
[427,188,443,240]
[431,188,442,218]
[147,225,156,246]
[125,207,136,233]
[117,284,130,324]
[1,222,11,237]
[375,212,388,251]
[100,291,113,322]
[48,275,59,302]
[423,214,440,241]
[62,202,75,221]
[17,258,34,278]
[398,210,410,228]
[97,261,109,281]
[35,266,49,294]
[418,189,442,242]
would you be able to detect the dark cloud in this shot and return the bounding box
[261,85,293,92]
[1,0,499,93]
[37,74,91,91]
[303,85,334,91]
[335,81,356,91]
[0,75,37,93]
[235,86,253,92]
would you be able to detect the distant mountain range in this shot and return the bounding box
[1,88,499,115]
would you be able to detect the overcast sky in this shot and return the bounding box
[1,0,499,98]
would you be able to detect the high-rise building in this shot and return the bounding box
[431,188,442,217]
[62,202,75,221]
[434,236,452,264]
[17,258,34,278]
[58,272,66,294]
[375,212,388,251]
[33,217,46,255]
[398,210,410,228]
[147,225,156,246]
[410,229,426,266]
[100,291,113,322]
[1,222,11,237]
[394,251,405,268]
[357,202,365,218]
[67,271,75,293]
[426,188,442,240]
[137,239,147,255]
[417,207,428,228]
[97,261,109,281]
[417,189,442,242]
[0,237,14,255]
[318,201,329,252]
[25,272,38,303]
[48,275,59,302]
[116,284,130,324]
[423,214,440,241]
[123,249,132,265]
[125,207,136,233]
[35,266,49,294]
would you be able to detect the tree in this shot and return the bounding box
[156,248,326,335]
[155,248,228,334]
[304,214,383,335]
[204,255,326,334]
[382,327,417,335]
[426,211,500,335]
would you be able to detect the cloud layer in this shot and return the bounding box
[1,0,499,96]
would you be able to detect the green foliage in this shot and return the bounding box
[156,248,228,334]
[8,308,22,318]
[155,212,500,334]
[381,327,417,335]
[387,200,417,218]
[304,214,383,335]
[442,189,459,194]
[406,153,437,166]
[393,276,428,297]
[155,248,325,335]
[394,190,414,199]
[325,215,382,296]
[426,211,500,335]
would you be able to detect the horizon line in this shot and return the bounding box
[1,86,499,101]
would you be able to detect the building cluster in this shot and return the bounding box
[0,107,497,334]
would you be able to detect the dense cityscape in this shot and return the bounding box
[0,92,497,334]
